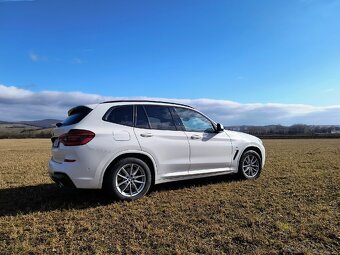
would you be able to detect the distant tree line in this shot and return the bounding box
[227,124,340,138]
[0,128,52,139]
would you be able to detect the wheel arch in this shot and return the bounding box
[101,152,157,188]
[240,145,262,164]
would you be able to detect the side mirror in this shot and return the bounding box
[216,123,224,132]
[56,122,63,127]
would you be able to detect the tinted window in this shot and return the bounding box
[174,107,214,132]
[105,105,133,126]
[62,106,92,126]
[136,105,150,129]
[144,105,176,130]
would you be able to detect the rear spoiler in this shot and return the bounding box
[55,105,94,127]
[68,105,93,116]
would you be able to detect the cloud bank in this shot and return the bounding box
[0,84,339,125]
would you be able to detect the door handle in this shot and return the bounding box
[140,133,153,138]
[191,134,202,140]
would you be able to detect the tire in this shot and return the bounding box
[104,157,152,201]
[238,150,262,180]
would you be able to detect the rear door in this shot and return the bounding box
[172,107,233,172]
[133,105,190,179]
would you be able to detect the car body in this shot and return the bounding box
[49,100,265,200]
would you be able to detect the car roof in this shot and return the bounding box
[100,100,194,109]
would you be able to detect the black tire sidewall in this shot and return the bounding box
[105,157,152,201]
[238,150,262,180]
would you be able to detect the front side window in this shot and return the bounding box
[144,105,176,130]
[104,105,133,126]
[174,107,215,133]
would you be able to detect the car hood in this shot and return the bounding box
[225,130,262,144]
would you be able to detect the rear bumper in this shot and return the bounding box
[48,159,100,189]
[50,172,76,188]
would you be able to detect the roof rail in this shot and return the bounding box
[100,100,193,108]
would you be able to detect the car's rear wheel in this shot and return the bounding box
[238,150,262,179]
[105,157,152,201]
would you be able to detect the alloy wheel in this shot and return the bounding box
[115,163,146,197]
[242,154,260,178]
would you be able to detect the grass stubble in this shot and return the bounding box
[0,139,339,254]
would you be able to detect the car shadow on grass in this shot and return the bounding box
[0,174,240,217]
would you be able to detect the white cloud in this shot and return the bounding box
[0,84,339,125]
[70,58,85,64]
[29,52,47,62]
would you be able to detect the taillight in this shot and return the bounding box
[59,129,95,146]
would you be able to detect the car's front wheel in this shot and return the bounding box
[238,150,262,179]
[105,157,152,201]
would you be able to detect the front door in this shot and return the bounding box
[172,107,233,172]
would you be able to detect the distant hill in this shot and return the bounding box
[0,119,61,139]
[17,119,61,128]
[0,119,61,128]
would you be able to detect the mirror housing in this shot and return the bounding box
[56,122,63,127]
[216,123,224,132]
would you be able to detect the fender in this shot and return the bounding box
[237,143,264,169]
[96,149,158,188]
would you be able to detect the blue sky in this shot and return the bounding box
[0,0,340,124]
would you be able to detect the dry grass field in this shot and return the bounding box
[0,139,339,254]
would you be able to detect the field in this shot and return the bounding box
[0,139,339,254]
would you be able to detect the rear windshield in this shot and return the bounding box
[61,106,92,126]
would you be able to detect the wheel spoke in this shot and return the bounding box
[118,179,128,186]
[132,181,138,192]
[134,174,145,179]
[134,180,144,184]
[121,167,129,177]
[121,182,129,192]
[253,167,258,174]
[118,173,128,179]
[129,183,132,196]
[130,164,134,175]
[132,166,140,176]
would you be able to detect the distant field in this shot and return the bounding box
[0,139,339,254]
[0,125,52,139]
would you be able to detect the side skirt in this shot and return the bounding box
[155,168,237,184]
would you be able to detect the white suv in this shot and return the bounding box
[49,100,265,200]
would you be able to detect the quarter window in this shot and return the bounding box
[174,107,215,133]
[104,105,133,126]
[144,105,176,130]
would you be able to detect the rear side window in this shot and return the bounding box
[144,105,176,130]
[104,105,133,126]
[61,106,92,126]
[136,105,150,129]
